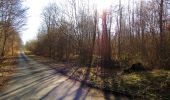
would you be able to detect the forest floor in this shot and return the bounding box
[0,56,17,90]
[28,54,170,100]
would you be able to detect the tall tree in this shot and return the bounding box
[0,0,27,57]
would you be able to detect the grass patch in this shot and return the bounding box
[121,73,142,85]
[68,68,170,100]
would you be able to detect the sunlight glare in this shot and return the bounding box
[94,0,113,15]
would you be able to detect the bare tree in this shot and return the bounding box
[0,0,27,58]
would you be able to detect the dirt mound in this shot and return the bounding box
[124,63,146,73]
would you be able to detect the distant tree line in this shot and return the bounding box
[26,0,170,69]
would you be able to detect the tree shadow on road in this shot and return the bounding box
[73,65,91,100]
[0,72,61,98]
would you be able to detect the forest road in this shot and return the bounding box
[0,53,129,100]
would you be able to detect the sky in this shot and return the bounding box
[22,0,56,44]
[21,0,129,44]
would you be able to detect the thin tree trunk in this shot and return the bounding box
[118,0,122,58]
